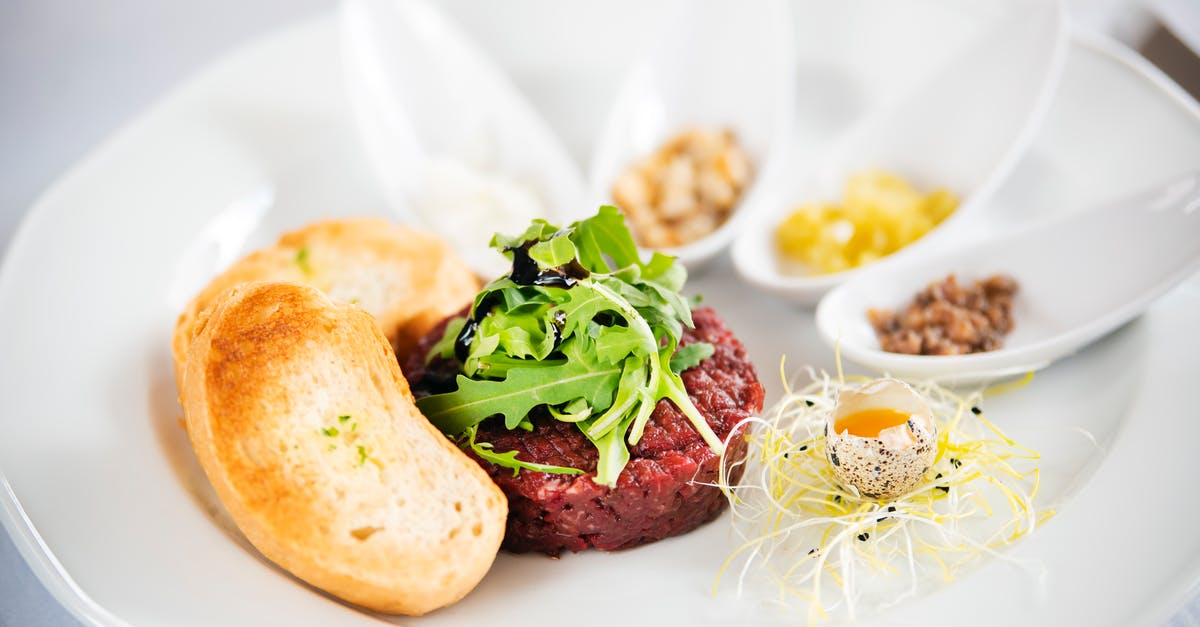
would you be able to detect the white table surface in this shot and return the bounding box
[0,1,1197,625]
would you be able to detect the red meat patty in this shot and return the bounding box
[404,306,763,555]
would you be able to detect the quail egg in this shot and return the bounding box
[825,378,938,500]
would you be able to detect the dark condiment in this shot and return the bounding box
[453,291,502,362]
[453,317,480,363]
[508,241,590,288]
[551,309,567,346]
[410,366,459,398]
[453,239,589,361]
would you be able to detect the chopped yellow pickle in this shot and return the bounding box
[775,170,958,274]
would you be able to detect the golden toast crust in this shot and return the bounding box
[173,218,479,389]
[183,282,505,615]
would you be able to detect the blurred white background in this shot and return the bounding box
[0,0,1196,625]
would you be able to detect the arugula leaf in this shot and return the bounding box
[462,425,585,477]
[418,339,621,434]
[428,315,466,362]
[670,342,715,374]
[641,252,681,286]
[638,277,695,328]
[553,283,656,359]
[586,419,631,486]
[474,353,563,379]
[418,206,722,487]
[548,398,592,422]
[591,325,652,365]
[490,220,558,252]
[657,352,724,452]
[572,205,639,271]
[528,235,577,268]
[586,355,648,438]
[480,303,556,361]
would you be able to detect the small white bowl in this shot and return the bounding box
[341,0,587,276]
[586,0,796,271]
[732,0,1067,304]
[815,171,1200,384]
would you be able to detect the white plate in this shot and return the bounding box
[1,5,1199,627]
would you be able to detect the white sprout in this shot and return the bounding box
[708,370,1052,624]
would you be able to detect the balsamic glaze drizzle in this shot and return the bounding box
[508,242,590,287]
[452,239,588,362]
[453,317,480,363]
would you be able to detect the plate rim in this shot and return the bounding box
[0,14,332,627]
[0,15,1197,627]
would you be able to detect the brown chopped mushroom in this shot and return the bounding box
[868,274,1018,355]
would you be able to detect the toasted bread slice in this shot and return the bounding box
[173,218,478,388]
[183,282,505,615]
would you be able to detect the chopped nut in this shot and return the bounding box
[611,128,752,247]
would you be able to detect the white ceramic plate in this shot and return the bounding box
[1,5,1199,627]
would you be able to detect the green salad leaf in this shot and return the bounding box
[670,342,715,374]
[420,342,622,433]
[460,425,585,477]
[416,206,721,487]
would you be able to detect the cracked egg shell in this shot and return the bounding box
[824,379,938,501]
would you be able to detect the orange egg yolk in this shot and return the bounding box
[834,408,912,438]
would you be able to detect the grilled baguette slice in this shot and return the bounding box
[173,217,478,388]
[183,281,505,615]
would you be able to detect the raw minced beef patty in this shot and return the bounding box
[403,307,764,555]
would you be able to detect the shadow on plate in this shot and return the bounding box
[144,341,404,623]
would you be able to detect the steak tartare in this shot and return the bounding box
[405,306,763,555]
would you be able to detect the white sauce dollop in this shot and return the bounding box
[412,157,547,279]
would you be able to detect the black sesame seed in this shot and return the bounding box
[971,406,982,415]
[798,445,808,452]
[935,485,950,493]
[887,506,896,512]
[857,533,870,541]
[805,400,815,407]
[935,473,943,480]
